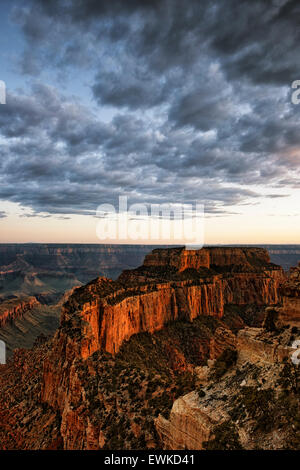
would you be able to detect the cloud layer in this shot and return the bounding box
[0,0,299,218]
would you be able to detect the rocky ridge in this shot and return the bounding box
[60,247,284,359]
[155,263,300,450]
[0,297,40,328]
[0,246,293,450]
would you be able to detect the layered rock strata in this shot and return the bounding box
[155,324,298,450]
[0,247,289,450]
[62,247,284,358]
[0,297,40,328]
[278,263,300,326]
[155,259,300,451]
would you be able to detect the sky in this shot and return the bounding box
[0,0,300,244]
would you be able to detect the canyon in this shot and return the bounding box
[0,244,164,355]
[0,244,295,350]
[0,246,298,450]
[0,244,160,304]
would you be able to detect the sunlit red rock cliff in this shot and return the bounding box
[59,246,284,359]
[0,247,299,450]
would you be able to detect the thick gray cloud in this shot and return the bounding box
[0,0,298,218]
[0,82,294,217]
[15,0,300,84]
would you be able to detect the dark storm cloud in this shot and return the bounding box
[15,0,300,83]
[0,0,298,217]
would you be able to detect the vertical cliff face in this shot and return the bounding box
[53,247,284,360]
[0,247,288,450]
[54,276,225,361]
[208,247,271,268]
[143,248,210,270]
[143,246,274,271]
[278,263,300,326]
[70,248,283,360]
[222,273,282,305]
[40,248,284,416]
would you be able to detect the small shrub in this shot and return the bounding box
[203,421,242,450]
[263,308,278,332]
[213,348,237,379]
[237,387,275,432]
[197,388,206,398]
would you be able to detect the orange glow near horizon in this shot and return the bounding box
[0,212,299,245]
[0,194,299,245]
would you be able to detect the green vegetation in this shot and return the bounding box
[197,388,206,398]
[279,362,299,393]
[117,315,219,376]
[223,303,266,330]
[203,421,243,450]
[212,348,237,379]
[238,387,274,431]
[76,340,198,450]
[263,308,278,332]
